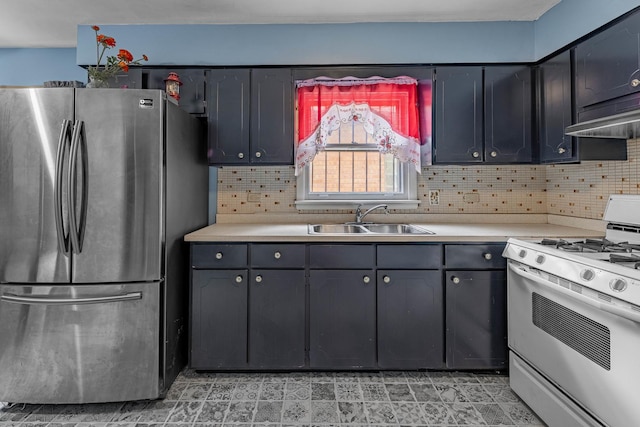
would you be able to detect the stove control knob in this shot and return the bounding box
[535,254,545,264]
[518,249,527,258]
[580,269,595,281]
[610,278,628,292]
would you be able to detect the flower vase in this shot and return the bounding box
[86,75,109,88]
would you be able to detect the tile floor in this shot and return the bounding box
[0,370,546,426]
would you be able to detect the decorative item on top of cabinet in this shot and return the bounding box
[575,10,640,109]
[206,68,293,166]
[146,69,205,114]
[434,66,532,164]
[444,243,507,369]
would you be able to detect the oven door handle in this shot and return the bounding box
[508,262,640,324]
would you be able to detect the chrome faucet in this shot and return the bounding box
[354,204,389,223]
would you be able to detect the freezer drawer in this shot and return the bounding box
[0,282,160,404]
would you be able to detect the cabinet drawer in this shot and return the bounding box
[377,244,442,269]
[191,244,248,269]
[444,244,506,269]
[250,244,305,268]
[309,245,375,269]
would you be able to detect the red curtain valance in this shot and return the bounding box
[295,76,421,175]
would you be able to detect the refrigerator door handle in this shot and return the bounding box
[68,120,88,254]
[54,119,72,256]
[1,291,142,306]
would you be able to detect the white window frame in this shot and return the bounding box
[295,146,419,210]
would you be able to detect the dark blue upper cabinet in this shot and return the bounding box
[537,51,575,163]
[433,67,484,163]
[575,11,640,109]
[484,66,533,163]
[434,66,532,164]
[250,68,293,164]
[206,68,293,166]
[206,69,251,165]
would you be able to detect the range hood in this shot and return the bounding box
[565,109,640,139]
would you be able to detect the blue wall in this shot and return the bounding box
[0,49,85,86]
[75,22,535,66]
[534,0,640,58]
[2,0,640,86]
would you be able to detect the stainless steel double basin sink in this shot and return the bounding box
[308,223,434,235]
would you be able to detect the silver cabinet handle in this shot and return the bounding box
[363,276,371,284]
[472,151,480,158]
[490,151,497,158]
[238,153,244,159]
[558,147,566,154]
[1,292,141,306]
[451,276,461,284]
[255,152,262,158]
[383,276,391,284]
[483,253,493,260]
[235,275,243,283]
[632,78,640,87]
[255,275,263,283]
[215,252,223,260]
[274,251,281,259]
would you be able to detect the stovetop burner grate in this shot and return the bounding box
[539,238,640,255]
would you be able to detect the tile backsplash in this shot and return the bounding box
[217,139,640,220]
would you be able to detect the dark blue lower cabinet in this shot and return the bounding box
[190,269,248,369]
[248,269,306,368]
[309,269,376,369]
[377,270,444,369]
[445,270,507,369]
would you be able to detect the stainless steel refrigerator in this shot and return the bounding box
[0,88,208,404]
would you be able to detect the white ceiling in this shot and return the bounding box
[1,0,561,48]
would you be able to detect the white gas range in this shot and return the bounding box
[503,195,640,427]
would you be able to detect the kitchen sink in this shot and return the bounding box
[308,223,434,235]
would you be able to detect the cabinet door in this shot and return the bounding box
[377,270,443,369]
[206,69,251,165]
[538,51,575,163]
[484,66,532,163]
[445,270,507,369]
[575,11,640,108]
[250,68,293,164]
[190,269,248,369]
[309,270,376,368]
[249,270,306,368]
[434,67,484,163]
[146,69,206,114]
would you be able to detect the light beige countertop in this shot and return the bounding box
[184,222,605,243]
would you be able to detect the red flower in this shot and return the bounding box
[97,34,116,47]
[88,25,149,86]
[117,49,134,62]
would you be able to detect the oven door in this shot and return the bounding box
[508,260,640,426]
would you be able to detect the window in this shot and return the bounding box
[294,76,431,209]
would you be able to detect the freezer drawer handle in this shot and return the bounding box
[0,292,142,306]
